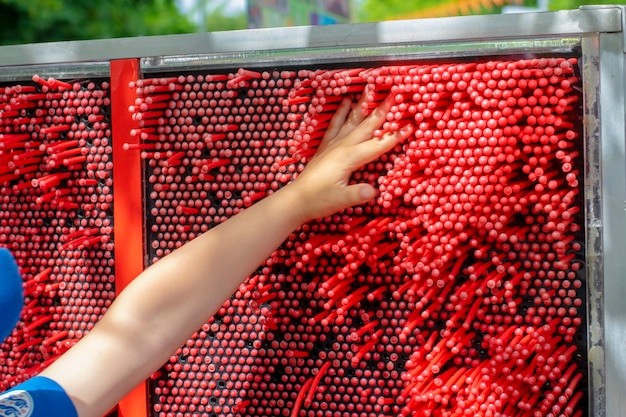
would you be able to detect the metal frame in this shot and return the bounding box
[593,23,626,417]
[1,6,625,417]
[0,6,622,80]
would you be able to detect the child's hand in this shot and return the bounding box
[288,93,414,223]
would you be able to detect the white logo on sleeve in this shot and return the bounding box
[0,390,34,417]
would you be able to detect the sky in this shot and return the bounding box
[177,0,247,17]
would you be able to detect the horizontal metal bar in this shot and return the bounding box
[0,61,110,83]
[0,7,619,69]
[140,36,581,73]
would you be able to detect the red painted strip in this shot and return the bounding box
[110,58,147,417]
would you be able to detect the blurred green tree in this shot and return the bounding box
[204,5,247,32]
[356,0,622,21]
[0,0,196,46]
[548,0,624,10]
[356,0,525,21]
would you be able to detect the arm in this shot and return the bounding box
[40,95,413,417]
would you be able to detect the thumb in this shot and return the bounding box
[345,183,377,207]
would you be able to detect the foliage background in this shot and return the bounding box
[356,0,623,21]
[0,0,194,46]
[0,0,621,46]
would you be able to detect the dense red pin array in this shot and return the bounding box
[132,57,586,417]
[0,76,115,390]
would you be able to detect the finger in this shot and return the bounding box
[339,183,378,209]
[334,89,371,138]
[354,94,394,139]
[338,94,394,147]
[310,182,378,221]
[321,96,353,146]
[346,123,414,169]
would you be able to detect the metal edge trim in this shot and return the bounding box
[0,7,620,68]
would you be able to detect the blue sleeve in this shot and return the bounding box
[0,376,78,417]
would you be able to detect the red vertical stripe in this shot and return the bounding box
[110,58,148,417]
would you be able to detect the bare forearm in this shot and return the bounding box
[42,185,305,417]
[38,93,405,417]
[130,184,305,341]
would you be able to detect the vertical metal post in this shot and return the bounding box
[597,31,626,417]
